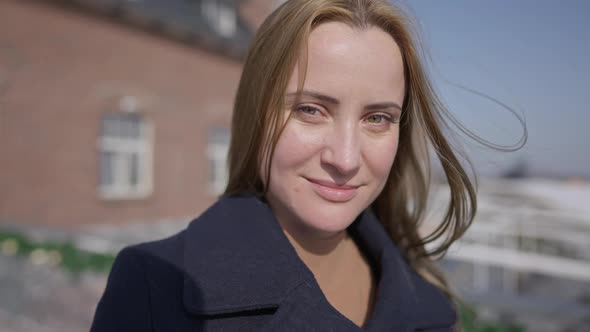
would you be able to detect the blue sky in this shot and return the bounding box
[400,0,590,178]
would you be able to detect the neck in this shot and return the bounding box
[274,209,376,328]
[278,216,355,282]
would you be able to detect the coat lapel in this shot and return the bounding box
[182,195,312,316]
[258,280,361,331]
[350,209,457,331]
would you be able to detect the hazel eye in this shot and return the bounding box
[297,105,320,116]
[366,114,390,124]
[292,104,327,124]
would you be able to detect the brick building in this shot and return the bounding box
[0,0,274,227]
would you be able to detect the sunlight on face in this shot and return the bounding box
[266,22,405,238]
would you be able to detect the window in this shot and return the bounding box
[98,111,153,199]
[201,0,237,38]
[207,127,230,195]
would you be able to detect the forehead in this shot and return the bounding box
[287,21,405,101]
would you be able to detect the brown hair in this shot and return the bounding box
[225,0,476,300]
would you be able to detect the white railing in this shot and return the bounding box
[426,195,590,283]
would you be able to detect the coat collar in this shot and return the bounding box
[348,204,457,330]
[182,195,456,329]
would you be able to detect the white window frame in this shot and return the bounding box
[97,111,154,200]
[207,128,230,195]
[201,0,237,38]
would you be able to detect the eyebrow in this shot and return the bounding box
[286,90,402,111]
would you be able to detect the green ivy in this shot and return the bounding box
[0,230,115,275]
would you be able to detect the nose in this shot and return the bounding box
[320,120,361,177]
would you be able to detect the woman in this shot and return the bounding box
[91,0,476,331]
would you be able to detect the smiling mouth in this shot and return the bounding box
[304,177,360,202]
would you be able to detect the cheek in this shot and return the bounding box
[270,123,324,173]
[364,133,399,180]
[259,119,316,183]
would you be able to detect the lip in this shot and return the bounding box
[305,177,360,202]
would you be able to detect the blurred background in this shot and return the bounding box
[0,0,588,331]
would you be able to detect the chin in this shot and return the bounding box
[295,201,363,235]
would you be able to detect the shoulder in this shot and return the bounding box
[90,231,187,332]
[402,261,458,330]
[114,230,188,298]
[108,230,187,288]
[127,230,186,274]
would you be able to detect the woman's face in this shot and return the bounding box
[265,22,405,237]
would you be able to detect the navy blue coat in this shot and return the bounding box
[90,196,456,331]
